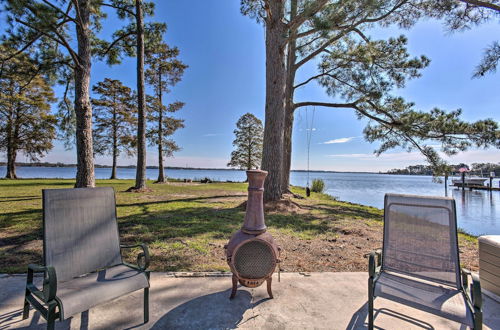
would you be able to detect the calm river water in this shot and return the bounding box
[2,166,499,236]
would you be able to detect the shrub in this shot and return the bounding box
[311,179,325,193]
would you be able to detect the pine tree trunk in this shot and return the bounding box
[282,107,294,191]
[156,68,165,183]
[111,93,117,180]
[157,142,165,182]
[134,0,147,190]
[157,113,165,183]
[261,0,287,202]
[74,0,95,188]
[5,145,17,179]
[281,0,297,193]
[111,131,117,180]
[5,106,17,179]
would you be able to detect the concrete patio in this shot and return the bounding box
[0,272,499,329]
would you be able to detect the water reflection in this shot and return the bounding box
[451,188,497,236]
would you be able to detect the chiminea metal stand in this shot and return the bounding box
[225,170,280,299]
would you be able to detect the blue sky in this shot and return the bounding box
[3,1,500,171]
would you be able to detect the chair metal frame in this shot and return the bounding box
[367,194,482,329]
[22,188,150,330]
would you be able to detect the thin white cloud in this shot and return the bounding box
[322,136,356,144]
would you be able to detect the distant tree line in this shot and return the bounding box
[0,0,186,184]
[387,163,500,176]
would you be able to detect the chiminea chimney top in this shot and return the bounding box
[241,170,267,234]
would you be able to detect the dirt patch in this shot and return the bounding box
[238,199,304,214]
[125,186,154,193]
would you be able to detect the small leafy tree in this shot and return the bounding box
[0,47,57,178]
[311,179,325,193]
[91,78,137,179]
[145,42,187,183]
[146,96,185,183]
[228,113,264,170]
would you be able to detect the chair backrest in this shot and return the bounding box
[43,187,122,282]
[382,193,461,288]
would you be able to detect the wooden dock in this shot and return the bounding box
[452,184,500,191]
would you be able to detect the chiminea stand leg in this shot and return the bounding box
[230,275,238,299]
[266,277,273,299]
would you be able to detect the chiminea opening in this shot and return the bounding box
[225,170,280,299]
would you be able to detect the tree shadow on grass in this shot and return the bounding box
[0,196,40,203]
[312,203,382,221]
[116,194,245,208]
[0,192,373,273]
[117,202,338,244]
[0,181,74,188]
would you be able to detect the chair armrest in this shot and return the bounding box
[365,250,382,278]
[121,244,150,271]
[462,268,482,310]
[26,264,57,303]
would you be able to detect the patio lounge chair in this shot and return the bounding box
[367,194,482,329]
[22,187,150,330]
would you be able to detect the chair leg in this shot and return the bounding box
[144,287,149,324]
[46,301,57,330]
[474,309,482,330]
[368,278,374,330]
[22,293,30,320]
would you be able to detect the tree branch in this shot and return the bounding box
[362,0,408,23]
[14,18,80,67]
[99,2,136,17]
[0,33,43,64]
[101,31,135,56]
[294,70,333,89]
[460,0,500,12]
[289,0,329,31]
[294,100,359,110]
[41,0,77,23]
[352,27,370,43]
[295,26,355,70]
[353,104,396,127]
[296,28,319,39]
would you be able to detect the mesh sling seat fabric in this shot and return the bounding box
[374,271,473,326]
[367,194,482,329]
[22,187,150,330]
[56,264,149,320]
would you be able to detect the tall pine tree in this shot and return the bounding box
[227,113,264,170]
[145,42,187,183]
[97,0,166,191]
[91,78,137,179]
[146,96,184,183]
[0,45,57,178]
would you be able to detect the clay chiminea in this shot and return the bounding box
[225,170,280,299]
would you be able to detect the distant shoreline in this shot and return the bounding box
[6,163,491,177]
[0,162,381,174]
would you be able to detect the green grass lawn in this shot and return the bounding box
[0,178,479,273]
